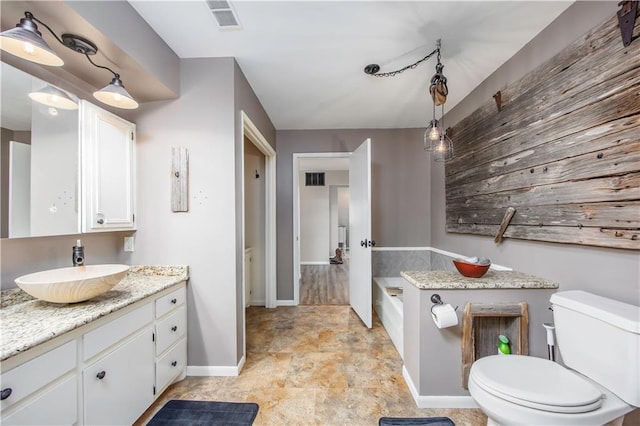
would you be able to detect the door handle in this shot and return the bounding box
[360,239,376,248]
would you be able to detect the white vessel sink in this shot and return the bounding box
[15,264,129,303]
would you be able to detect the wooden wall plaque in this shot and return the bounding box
[445,13,640,250]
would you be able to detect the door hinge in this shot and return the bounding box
[131,132,134,141]
[153,385,156,395]
[152,332,155,342]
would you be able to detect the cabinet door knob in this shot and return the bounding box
[171,361,178,367]
[96,371,106,380]
[171,325,178,332]
[0,388,12,400]
[97,218,104,225]
[170,298,177,304]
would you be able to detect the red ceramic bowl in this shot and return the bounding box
[452,260,490,278]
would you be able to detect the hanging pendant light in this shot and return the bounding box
[93,75,139,109]
[0,12,63,66]
[28,84,78,110]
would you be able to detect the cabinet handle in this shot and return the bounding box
[97,218,104,225]
[96,371,106,380]
[170,298,177,304]
[171,325,178,332]
[171,361,178,367]
[0,388,12,400]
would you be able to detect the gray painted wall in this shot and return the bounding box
[433,1,640,306]
[276,128,430,300]
[130,58,238,368]
[129,57,275,368]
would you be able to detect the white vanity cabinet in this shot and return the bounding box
[0,282,187,425]
[80,100,136,232]
[154,287,188,395]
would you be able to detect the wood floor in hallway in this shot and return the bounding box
[135,305,487,425]
[299,261,349,305]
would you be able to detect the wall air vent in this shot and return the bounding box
[305,172,325,186]
[206,0,241,30]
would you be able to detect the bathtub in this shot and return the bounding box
[373,277,405,359]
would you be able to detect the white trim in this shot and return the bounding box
[277,299,297,306]
[372,247,432,251]
[293,152,351,306]
[187,364,242,377]
[300,261,330,265]
[241,111,277,310]
[402,366,479,409]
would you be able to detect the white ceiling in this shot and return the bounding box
[131,1,573,130]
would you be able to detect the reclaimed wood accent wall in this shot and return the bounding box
[445,13,640,250]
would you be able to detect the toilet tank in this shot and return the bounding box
[550,291,640,407]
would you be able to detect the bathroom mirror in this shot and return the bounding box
[1,61,80,239]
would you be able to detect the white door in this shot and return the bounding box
[349,139,372,328]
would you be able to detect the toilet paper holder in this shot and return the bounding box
[430,294,458,314]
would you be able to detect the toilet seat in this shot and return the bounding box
[470,355,603,414]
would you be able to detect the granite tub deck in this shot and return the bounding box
[0,265,188,362]
[401,270,559,290]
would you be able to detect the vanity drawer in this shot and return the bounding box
[156,306,187,355]
[0,340,76,411]
[83,302,153,361]
[1,375,77,426]
[155,339,187,394]
[155,286,186,319]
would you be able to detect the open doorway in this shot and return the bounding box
[293,154,350,305]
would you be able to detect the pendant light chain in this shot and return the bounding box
[367,48,439,78]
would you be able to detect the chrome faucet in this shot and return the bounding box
[73,239,85,266]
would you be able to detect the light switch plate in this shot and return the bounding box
[124,236,135,252]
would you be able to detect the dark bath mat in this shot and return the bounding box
[379,417,455,426]
[147,400,259,425]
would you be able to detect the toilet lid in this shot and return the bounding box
[470,355,603,414]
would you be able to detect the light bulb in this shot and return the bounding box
[23,42,35,54]
[429,126,440,141]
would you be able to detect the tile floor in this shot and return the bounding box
[136,305,487,425]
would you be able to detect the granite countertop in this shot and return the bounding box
[401,270,558,290]
[0,265,188,362]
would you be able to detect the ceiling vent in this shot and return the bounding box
[206,1,241,30]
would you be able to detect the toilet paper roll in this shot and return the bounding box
[431,304,458,329]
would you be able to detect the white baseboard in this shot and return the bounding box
[300,261,330,265]
[402,366,478,409]
[277,299,297,306]
[187,355,245,377]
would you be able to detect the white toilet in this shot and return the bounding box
[468,290,639,426]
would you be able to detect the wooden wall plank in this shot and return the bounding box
[447,140,640,200]
[447,201,640,228]
[445,11,640,250]
[447,224,639,250]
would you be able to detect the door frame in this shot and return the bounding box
[292,152,351,305]
[241,111,277,309]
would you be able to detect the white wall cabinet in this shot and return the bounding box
[80,100,136,232]
[0,283,186,425]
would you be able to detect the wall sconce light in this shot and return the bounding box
[0,11,138,109]
[28,84,78,110]
[365,38,454,162]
